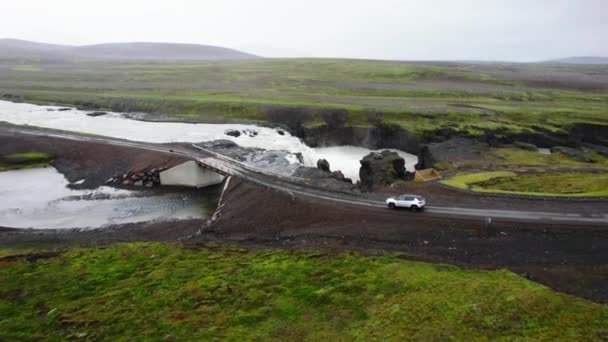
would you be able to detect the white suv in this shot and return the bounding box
[385,194,426,211]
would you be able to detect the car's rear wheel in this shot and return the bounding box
[388,203,396,209]
[410,205,419,211]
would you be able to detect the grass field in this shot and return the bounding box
[0,151,53,171]
[442,171,608,197]
[1,243,606,340]
[1,58,607,136]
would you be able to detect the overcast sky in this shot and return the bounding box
[1,0,606,61]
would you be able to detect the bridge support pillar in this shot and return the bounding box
[159,161,225,188]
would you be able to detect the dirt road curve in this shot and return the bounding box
[4,125,608,226]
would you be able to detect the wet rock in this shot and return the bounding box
[225,129,241,138]
[359,150,411,191]
[294,153,304,164]
[243,129,258,137]
[134,180,144,187]
[415,145,435,170]
[58,108,72,111]
[317,159,330,172]
[86,111,107,117]
[197,140,300,175]
[293,166,357,190]
[551,146,590,162]
[277,130,285,135]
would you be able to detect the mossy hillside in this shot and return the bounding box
[1,243,607,340]
[1,58,607,136]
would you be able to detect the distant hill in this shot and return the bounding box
[545,56,608,65]
[0,39,259,61]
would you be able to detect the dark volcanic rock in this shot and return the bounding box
[551,146,590,162]
[86,111,107,117]
[513,141,538,151]
[302,123,420,155]
[415,145,435,170]
[359,150,411,191]
[293,166,356,191]
[584,143,608,157]
[569,123,608,146]
[317,159,330,172]
[225,129,241,138]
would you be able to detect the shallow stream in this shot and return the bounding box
[0,167,221,229]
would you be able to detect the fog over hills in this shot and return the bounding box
[546,56,608,65]
[0,39,259,61]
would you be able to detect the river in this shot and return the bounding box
[0,100,418,181]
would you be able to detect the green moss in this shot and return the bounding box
[442,171,516,190]
[0,243,606,340]
[443,171,608,197]
[1,58,607,136]
[474,172,608,197]
[0,151,53,171]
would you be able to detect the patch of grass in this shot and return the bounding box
[0,243,606,340]
[442,171,516,190]
[492,148,608,168]
[474,172,608,197]
[0,151,53,171]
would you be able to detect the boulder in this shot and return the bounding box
[317,159,330,172]
[359,150,411,191]
[551,146,590,162]
[86,111,107,117]
[225,129,241,138]
[331,170,352,184]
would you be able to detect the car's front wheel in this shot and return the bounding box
[388,203,396,209]
[410,205,419,211]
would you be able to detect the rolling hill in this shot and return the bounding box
[546,56,608,65]
[0,38,259,61]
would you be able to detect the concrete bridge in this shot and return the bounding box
[159,159,229,188]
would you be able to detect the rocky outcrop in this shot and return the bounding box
[86,111,107,117]
[513,141,538,151]
[569,123,608,146]
[551,146,591,162]
[359,150,413,191]
[584,143,608,157]
[292,166,355,192]
[415,145,436,170]
[317,159,330,172]
[302,124,421,156]
[106,168,166,187]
